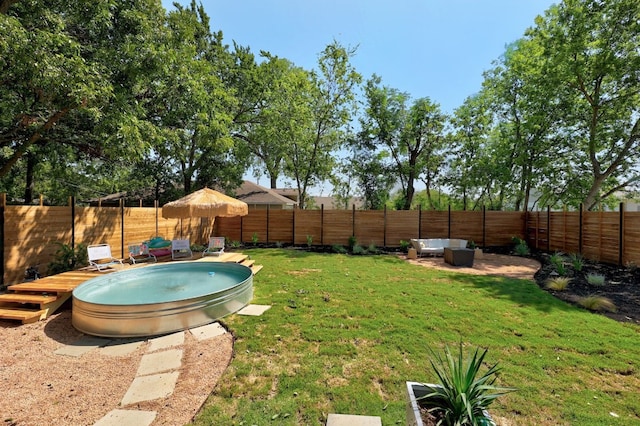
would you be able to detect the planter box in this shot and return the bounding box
[405,382,495,426]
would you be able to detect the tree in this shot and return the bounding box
[282,42,362,209]
[0,0,168,202]
[529,0,640,210]
[359,76,447,210]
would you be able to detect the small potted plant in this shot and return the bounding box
[406,343,514,426]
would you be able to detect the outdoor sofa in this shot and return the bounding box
[410,238,468,257]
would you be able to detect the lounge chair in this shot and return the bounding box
[128,242,157,264]
[87,244,124,271]
[171,239,193,260]
[203,237,225,257]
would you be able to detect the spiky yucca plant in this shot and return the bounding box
[418,344,515,426]
[546,277,571,291]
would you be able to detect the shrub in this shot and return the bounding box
[512,237,529,256]
[47,242,88,275]
[306,235,313,247]
[569,253,584,272]
[251,232,259,246]
[351,244,366,255]
[367,242,379,254]
[418,343,515,426]
[275,241,284,248]
[586,273,606,286]
[578,296,617,312]
[546,277,572,291]
[332,244,348,254]
[348,235,357,250]
[549,252,566,276]
[399,240,410,252]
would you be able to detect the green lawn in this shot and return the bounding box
[193,249,640,425]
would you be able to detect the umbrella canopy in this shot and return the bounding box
[161,187,248,219]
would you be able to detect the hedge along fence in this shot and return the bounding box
[526,204,640,266]
[215,206,526,248]
[1,195,213,285]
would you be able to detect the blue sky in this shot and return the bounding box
[163,0,557,113]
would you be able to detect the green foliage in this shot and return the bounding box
[194,250,640,425]
[367,243,379,254]
[511,237,529,256]
[351,244,366,255]
[275,241,284,248]
[306,235,313,247]
[579,296,616,312]
[47,242,88,275]
[347,235,357,250]
[399,240,411,252]
[251,232,259,246]
[549,252,566,276]
[229,240,242,248]
[467,240,477,249]
[331,244,348,254]
[569,253,584,272]
[545,277,571,291]
[586,273,606,286]
[419,343,515,426]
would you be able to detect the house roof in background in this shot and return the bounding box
[234,181,298,206]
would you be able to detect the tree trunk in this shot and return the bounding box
[24,151,37,204]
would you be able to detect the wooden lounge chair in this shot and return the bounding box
[203,237,225,257]
[87,244,124,271]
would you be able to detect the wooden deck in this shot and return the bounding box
[0,252,261,324]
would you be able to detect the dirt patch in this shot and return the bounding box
[405,252,541,280]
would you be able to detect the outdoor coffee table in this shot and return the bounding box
[443,247,475,267]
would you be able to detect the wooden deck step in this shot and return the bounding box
[251,265,263,275]
[0,307,46,324]
[242,259,255,268]
[0,293,59,306]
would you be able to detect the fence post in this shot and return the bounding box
[1,193,5,287]
[482,206,486,248]
[383,205,387,247]
[418,204,422,239]
[70,196,76,250]
[547,205,551,252]
[320,204,324,245]
[292,207,296,246]
[352,204,356,239]
[619,202,624,266]
[120,199,125,258]
[155,199,159,237]
[579,203,583,254]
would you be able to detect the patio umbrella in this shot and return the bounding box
[161,187,248,219]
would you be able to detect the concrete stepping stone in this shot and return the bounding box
[137,349,183,376]
[100,339,145,357]
[121,371,180,406]
[326,413,382,426]
[147,331,184,352]
[54,336,110,357]
[93,409,156,426]
[189,322,226,341]
[237,304,271,316]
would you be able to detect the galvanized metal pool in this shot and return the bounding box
[72,261,253,337]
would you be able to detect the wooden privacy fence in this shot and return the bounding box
[526,205,640,266]
[216,206,525,248]
[1,196,212,285]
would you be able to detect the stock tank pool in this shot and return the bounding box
[72,261,253,338]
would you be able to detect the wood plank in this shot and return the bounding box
[0,293,59,305]
[0,307,46,323]
[251,265,263,275]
